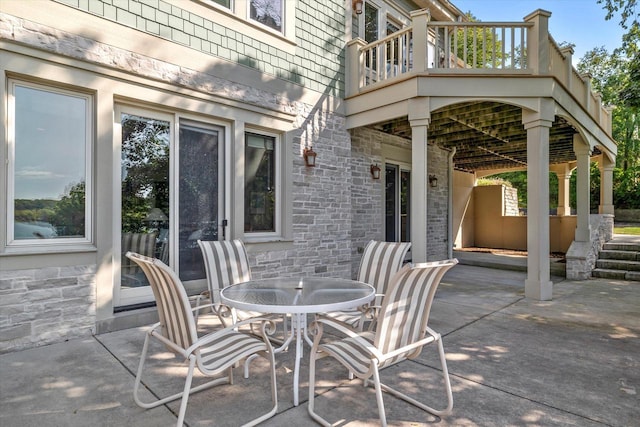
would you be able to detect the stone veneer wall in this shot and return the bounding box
[0,3,352,351]
[0,266,96,353]
[503,186,520,216]
[427,143,450,261]
[350,127,451,276]
[566,214,614,280]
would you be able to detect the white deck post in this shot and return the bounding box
[409,98,430,262]
[573,134,592,242]
[599,154,615,215]
[523,105,553,300]
[550,163,572,216]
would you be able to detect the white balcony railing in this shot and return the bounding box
[346,9,612,136]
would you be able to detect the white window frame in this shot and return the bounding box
[247,0,285,35]
[189,0,295,50]
[6,79,93,249]
[243,128,282,239]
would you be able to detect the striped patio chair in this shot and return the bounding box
[126,252,278,427]
[319,240,411,331]
[196,239,261,324]
[308,259,458,427]
[121,232,157,276]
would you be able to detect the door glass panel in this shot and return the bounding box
[178,123,221,281]
[120,114,170,289]
[385,164,411,243]
[400,170,410,242]
[385,165,397,242]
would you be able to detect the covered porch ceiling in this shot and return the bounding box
[369,101,601,174]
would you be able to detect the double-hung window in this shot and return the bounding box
[7,79,92,247]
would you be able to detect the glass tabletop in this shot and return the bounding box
[220,277,375,314]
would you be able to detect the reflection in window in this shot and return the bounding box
[245,132,276,233]
[178,123,220,281]
[364,2,378,43]
[120,114,170,288]
[11,82,90,241]
[250,0,282,32]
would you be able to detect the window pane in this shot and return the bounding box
[209,0,230,7]
[364,2,378,43]
[245,133,276,232]
[250,0,282,32]
[13,85,87,240]
[121,114,170,289]
[178,123,220,281]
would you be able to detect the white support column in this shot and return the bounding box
[523,108,553,301]
[599,155,615,215]
[573,134,592,242]
[409,98,430,262]
[550,163,572,216]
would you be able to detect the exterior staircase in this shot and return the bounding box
[592,236,640,282]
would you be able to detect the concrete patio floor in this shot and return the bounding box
[1,262,638,426]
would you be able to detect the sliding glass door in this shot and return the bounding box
[116,106,224,307]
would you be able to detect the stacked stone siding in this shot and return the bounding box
[0,265,96,353]
[566,214,614,280]
[426,144,450,261]
[503,186,520,216]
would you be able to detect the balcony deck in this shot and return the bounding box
[345,9,615,172]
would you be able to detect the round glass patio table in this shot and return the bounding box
[220,277,375,406]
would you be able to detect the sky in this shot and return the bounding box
[452,0,626,65]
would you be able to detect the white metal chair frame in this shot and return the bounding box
[126,252,278,427]
[308,259,458,427]
[319,240,411,331]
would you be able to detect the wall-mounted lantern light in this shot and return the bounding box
[303,147,317,167]
[353,0,363,15]
[370,164,381,180]
[429,174,438,188]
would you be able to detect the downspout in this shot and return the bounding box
[448,147,456,259]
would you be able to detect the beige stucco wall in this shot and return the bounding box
[452,170,475,248]
[471,185,576,252]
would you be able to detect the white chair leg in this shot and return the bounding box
[176,357,196,427]
[372,366,388,427]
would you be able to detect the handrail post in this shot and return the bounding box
[559,46,574,91]
[346,38,367,97]
[410,8,430,73]
[524,9,551,74]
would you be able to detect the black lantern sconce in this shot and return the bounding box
[429,174,438,188]
[353,0,363,14]
[303,147,317,167]
[370,164,381,180]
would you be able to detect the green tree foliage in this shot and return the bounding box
[574,1,640,208]
[597,0,638,28]
[51,181,85,236]
[121,116,170,233]
[454,13,505,68]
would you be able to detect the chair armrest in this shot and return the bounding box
[310,318,385,361]
[185,317,277,356]
[380,335,437,362]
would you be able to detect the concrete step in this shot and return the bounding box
[598,249,640,261]
[592,268,629,280]
[595,259,640,272]
[603,242,640,252]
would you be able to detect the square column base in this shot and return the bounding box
[525,279,553,300]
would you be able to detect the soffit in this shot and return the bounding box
[370,101,600,173]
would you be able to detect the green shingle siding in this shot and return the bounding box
[53,0,344,96]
